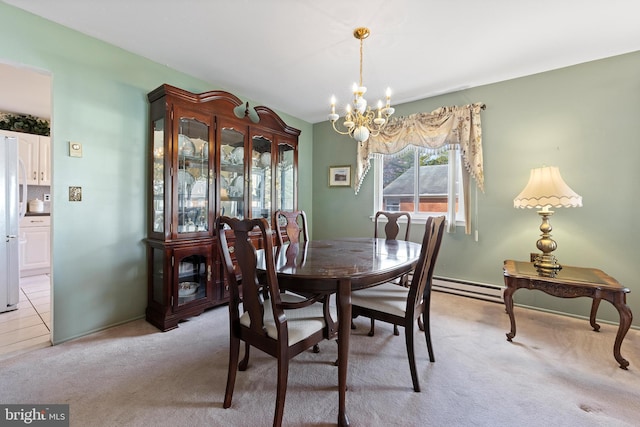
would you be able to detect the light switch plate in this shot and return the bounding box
[69,141,83,157]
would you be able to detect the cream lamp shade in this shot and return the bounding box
[514,166,582,209]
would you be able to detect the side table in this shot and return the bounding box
[502,260,633,369]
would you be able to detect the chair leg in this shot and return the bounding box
[239,342,251,371]
[368,318,375,336]
[404,323,420,392]
[273,355,289,427]
[223,335,240,408]
[394,325,400,336]
[423,309,435,363]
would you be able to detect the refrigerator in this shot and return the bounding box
[1,134,27,313]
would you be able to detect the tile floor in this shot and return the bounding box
[0,274,51,361]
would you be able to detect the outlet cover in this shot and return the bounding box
[44,193,51,201]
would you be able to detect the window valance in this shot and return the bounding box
[355,103,486,195]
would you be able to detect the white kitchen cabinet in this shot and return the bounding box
[19,216,51,277]
[21,134,51,186]
[37,136,51,186]
[1,130,52,186]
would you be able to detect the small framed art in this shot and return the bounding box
[328,165,352,187]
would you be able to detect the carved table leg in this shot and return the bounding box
[589,298,601,332]
[503,284,517,341]
[611,299,633,370]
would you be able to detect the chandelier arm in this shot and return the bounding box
[331,121,355,137]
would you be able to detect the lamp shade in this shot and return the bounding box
[514,166,582,209]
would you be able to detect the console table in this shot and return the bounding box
[502,260,633,369]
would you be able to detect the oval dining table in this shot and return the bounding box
[265,237,422,426]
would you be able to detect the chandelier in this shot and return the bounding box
[328,27,394,143]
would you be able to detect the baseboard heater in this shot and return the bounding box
[432,277,504,303]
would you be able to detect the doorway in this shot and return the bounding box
[0,62,52,360]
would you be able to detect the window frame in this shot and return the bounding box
[373,146,466,226]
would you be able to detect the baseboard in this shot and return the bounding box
[432,276,504,303]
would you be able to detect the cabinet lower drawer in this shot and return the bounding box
[19,216,51,276]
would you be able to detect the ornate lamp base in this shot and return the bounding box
[533,209,562,271]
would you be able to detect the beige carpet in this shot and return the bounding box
[1,292,638,427]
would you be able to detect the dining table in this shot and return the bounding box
[267,237,423,426]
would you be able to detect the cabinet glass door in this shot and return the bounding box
[275,141,296,211]
[173,248,210,307]
[250,134,272,219]
[176,116,210,234]
[219,122,247,219]
[150,245,166,304]
[152,118,165,234]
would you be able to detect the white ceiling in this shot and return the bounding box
[4,0,640,123]
[0,62,51,119]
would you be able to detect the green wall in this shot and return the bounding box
[313,51,640,328]
[0,3,313,343]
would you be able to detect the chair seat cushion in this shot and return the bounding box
[240,293,337,346]
[351,282,409,317]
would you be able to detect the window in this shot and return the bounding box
[357,103,484,235]
[374,145,465,225]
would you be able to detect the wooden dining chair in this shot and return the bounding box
[216,216,337,427]
[273,209,324,351]
[274,209,308,247]
[351,215,446,392]
[373,211,412,335]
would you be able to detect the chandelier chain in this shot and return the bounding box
[359,37,363,87]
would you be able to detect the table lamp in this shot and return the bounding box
[514,166,582,270]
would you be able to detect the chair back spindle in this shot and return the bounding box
[375,211,411,241]
[274,210,308,247]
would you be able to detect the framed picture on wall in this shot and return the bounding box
[329,165,352,187]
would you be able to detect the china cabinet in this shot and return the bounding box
[145,84,300,331]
